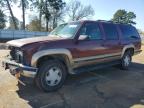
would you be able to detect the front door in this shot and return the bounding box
[73,22,106,67]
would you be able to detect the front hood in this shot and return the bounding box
[7,36,61,47]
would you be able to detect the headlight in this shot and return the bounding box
[15,50,23,63]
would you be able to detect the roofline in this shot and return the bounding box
[69,20,132,26]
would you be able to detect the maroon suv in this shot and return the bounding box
[3,20,142,92]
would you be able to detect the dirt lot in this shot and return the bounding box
[0,46,144,108]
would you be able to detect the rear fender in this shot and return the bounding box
[121,44,135,57]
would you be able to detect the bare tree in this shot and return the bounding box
[30,0,44,31]
[50,2,66,29]
[21,0,25,30]
[67,0,94,21]
[8,16,20,30]
[20,0,31,30]
[0,0,18,29]
[0,9,6,29]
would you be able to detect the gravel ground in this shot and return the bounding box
[0,46,144,108]
[0,43,6,49]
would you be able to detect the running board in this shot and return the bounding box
[73,60,120,74]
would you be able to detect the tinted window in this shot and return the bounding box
[79,23,102,40]
[103,23,118,40]
[119,25,139,39]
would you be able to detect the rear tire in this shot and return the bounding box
[35,60,67,92]
[120,51,132,70]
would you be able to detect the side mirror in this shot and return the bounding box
[79,35,88,40]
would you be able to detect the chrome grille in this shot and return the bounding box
[10,47,23,63]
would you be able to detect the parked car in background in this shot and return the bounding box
[2,20,142,92]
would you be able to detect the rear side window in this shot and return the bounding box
[119,25,140,39]
[103,23,118,40]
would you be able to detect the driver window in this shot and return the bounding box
[79,23,102,40]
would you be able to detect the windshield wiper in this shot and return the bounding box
[53,33,63,38]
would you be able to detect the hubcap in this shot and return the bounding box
[124,55,131,66]
[45,66,62,86]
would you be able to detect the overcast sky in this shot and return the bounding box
[12,0,144,30]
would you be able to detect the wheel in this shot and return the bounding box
[120,51,132,70]
[35,60,67,92]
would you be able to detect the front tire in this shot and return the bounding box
[35,60,67,92]
[121,51,132,70]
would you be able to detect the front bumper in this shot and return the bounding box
[134,50,142,55]
[2,59,38,78]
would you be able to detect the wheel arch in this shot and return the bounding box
[121,44,135,57]
[31,49,74,74]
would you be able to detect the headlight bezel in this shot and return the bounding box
[15,50,23,63]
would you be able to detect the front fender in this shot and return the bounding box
[31,49,74,74]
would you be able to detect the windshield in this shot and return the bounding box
[50,22,81,38]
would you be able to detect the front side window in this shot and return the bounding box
[119,25,140,39]
[79,23,102,40]
[103,23,118,40]
[50,22,81,38]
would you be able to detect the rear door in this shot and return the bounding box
[101,23,122,60]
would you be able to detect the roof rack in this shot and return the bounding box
[96,20,131,25]
[97,20,114,23]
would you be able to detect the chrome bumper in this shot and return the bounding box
[2,59,38,78]
[134,50,142,55]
